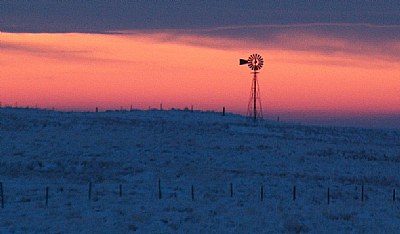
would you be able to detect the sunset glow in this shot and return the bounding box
[1,32,399,124]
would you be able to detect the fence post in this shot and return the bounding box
[45,186,49,206]
[293,186,296,201]
[191,185,194,201]
[261,185,264,201]
[158,179,162,200]
[327,187,330,204]
[230,183,233,197]
[88,182,92,201]
[222,107,226,116]
[393,189,396,202]
[0,182,4,208]
[361,183,364,202]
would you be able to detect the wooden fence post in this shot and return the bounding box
[327,187,330,204]
[45,186,49,206]
[88,182,92,201]
[293,186,296,201]
[361,183,364,202]
[393,189,396,202]
[158,179,162,200]
[261,185,264,201]
[0,182,4,208]
[191,185,194,201]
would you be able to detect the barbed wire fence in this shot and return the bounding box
[0,179,398,209]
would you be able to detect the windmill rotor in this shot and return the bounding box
[247,53,264,71]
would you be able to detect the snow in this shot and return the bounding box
[0,107,399,233]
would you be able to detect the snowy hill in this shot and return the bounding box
[0,107,400,233]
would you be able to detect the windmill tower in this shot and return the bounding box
[239,53,264,121]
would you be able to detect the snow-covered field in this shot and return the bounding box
[0,107,399,233]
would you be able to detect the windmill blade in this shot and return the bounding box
[239,59,248,65]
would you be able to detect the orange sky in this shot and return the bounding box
[1,32,399,118]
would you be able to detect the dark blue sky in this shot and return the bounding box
[1,1,399,33]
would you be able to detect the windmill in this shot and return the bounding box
[240,53,264,121]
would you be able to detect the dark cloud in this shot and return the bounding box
[0,40,94,60]
[1,1,399,60]
[120,23,400,62]
[0,41,136,64]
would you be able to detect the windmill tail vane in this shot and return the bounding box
[239,59,248,65]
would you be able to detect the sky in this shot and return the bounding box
[1,1,400,128]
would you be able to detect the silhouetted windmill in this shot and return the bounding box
[240,54,264,121]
